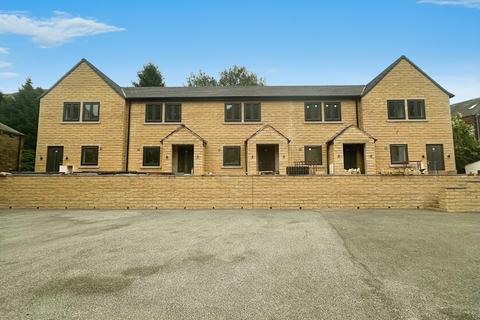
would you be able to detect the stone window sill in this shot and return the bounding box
[223,122,263,125]
[386,119,427,122]
[143,122,183,125]
[140,166,161,169]
[304,121,343,124]
[78,166,100,169]
[61,122,100,124]
[222,166,243,169]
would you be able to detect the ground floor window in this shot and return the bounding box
[223,146,241,166]
[304,145,322,165]
[390,144,408,164]
[143,146,161,166]
[81,146,99,166]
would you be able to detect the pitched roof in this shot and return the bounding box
[245,124,291,143]
[160,124,207,145]
[451,97,480,117]
[0,122,24,136]
[326,124,376,144]
[362,55,454,98]
[39,58,125,99]
[123,85,365,100]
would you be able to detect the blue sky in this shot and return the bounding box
[0,0,479,102]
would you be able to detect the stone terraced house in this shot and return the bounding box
[0,122,24,172]
[35,56,456,175]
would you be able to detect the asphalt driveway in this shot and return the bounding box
[0,209,479,319]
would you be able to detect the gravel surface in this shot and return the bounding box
[0,208,479,319]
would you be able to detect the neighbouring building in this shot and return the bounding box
[35,56,456,175]
[451,97,480,140]
[0,122,24,172]
[465,160,480,175]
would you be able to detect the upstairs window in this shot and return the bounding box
[304,145,322,165]
[387,100,406,120]
[407,99,426,119]
[145,104,162,122]
[304,102,322,121]
[225,103,241,122]
[324,102,341,121]
[63,102,80,122]
[244,103,261,122]
[165,103,182,122]
[82,102,100,122]
[81,146,99,166]
[223,146,241,166]
[143,146,161,166]
[390,144,408,164]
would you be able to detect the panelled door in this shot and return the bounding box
[46,146,64,172]
[426,144,445,171]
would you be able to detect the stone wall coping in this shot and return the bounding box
[2,173,478,179]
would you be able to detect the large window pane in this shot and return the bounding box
[63,102,80,121]
[143,146,161,166]
[165,103,181,122]
[223,146,241,166]
[387,100,406,119]
[225,103,241,122]
[81,146,99,166]
[324,102,341,121]
[304,145,322,165]
[145,104,162,122]
[82,102,100,122]
[304,102,322,121]
[407,99,426,119]
[244,103,261,122]
[390,144,408,164]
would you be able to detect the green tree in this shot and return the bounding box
[132,63,165,87]
[452,113,480,173]
[0,78,45,171]
[186,70,218,87]
[218,65,265,86]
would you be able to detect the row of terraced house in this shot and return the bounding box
[34,56,456,175]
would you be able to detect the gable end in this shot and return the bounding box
[39,58,125,100]
[362,55,454,98]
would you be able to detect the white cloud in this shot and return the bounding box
[0,71,18,78]
[0,61,11,68]
[0,47,9,54]
[0,11,125,47]
[418,0,480,8]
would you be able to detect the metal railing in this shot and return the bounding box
[286,161,321,175]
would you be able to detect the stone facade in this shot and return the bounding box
[360,59,456,173]
[35,56,457,175]
[35,61,127,172]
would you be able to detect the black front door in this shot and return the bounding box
[46,146,63,172]
[177,145,194,174]
[343,144,365,173]
[343,144,357,171]
[257,144,277,172]
[426,144,445,171]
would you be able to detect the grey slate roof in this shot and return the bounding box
[123,85,365,100]
[0,122,24,136]
[40,58,125,99]
[362,55,454,98]
[39,56,454,101]
[245,124,291,143]
[160,124,207,145]
[326,124,376,144]
[451,97,480,117]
